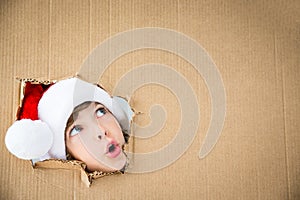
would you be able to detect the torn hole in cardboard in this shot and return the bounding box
[10,78,134,187]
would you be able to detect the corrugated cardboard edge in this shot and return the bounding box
[33,159,121,187]
[15,77,124,187]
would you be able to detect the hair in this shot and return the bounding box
[64,100,130,174]
[65,101,92,133]
[65,83,107,131]
[64,101,129,147]
[64,101,92,160]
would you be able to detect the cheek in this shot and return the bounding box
[66,135,86,158]
[111,121,125,143]
[101,117,125,142]
[66,135,106,163]
[66,134,91,153]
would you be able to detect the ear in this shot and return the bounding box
[5,119,54,160]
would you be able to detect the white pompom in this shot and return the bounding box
[5,119,54,160]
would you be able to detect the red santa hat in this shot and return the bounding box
[5,77,133,162]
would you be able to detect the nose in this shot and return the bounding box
[98,131,111,140]
[95,120,105,140]
[96,120,112,140]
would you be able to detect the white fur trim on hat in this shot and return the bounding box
[5,77,133,163]
[37,77,133,161]
[112,96,134,135]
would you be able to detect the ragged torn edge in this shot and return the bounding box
[33,159,122,187]
[14,77,136,187]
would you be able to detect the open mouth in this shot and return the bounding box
[106,141,121,158]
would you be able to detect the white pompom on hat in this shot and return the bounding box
[5,77,133,162]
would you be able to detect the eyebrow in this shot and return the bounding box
[94,103,105,110]
[94,102,104,107]
[94,103,112,115]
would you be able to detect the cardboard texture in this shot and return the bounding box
[0,0,299,199]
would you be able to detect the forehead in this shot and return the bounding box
[76,102,101,119]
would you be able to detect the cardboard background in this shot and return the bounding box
[0,0,299,199]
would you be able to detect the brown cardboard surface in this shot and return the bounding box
[0,0,299,199]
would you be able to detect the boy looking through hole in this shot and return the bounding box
[5,78,133,174]
[65,101,128,172]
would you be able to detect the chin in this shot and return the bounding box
[86,153,127,173]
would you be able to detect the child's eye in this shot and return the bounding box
[69,125,82,136]
[96,107,107,117]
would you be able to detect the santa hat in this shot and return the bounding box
[5,77,133,163]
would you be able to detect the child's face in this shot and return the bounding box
[65,102,127,172]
